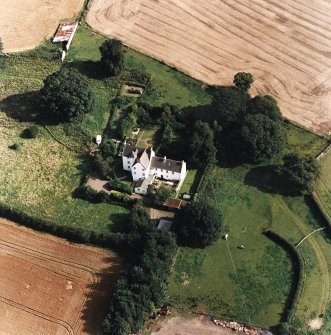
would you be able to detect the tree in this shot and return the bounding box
[234,114,286,162]
[279,154,319,194]
[117,112,137,138]
[100,139,117,159]
[247,95,282,120]
[233,72,254,92]
[214,86,248,124]
[99,39,124,76]
[0,37,3,53]
[40,68,95,122]
[189,120,216,168]
[174,200,223,247]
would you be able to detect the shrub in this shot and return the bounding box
[108,180,132,195]
[26,125,39,138]
[10,143,20,150]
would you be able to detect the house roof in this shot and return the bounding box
[122,143,143,158]
[137,148,152,169]
[150,156,184,173]
[163,198,182,209]
[53,22,78,43]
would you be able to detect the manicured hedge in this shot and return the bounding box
[312,191,331,229]
[73,185,136,207]
[108,180,132,195]
[263,230,304,323]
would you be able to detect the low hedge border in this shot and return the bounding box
[263,230,304,323]
[0,202,124,250]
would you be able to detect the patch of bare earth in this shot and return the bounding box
[151,316,246,335]
[0,0,84,52]
[0,218,122,335]
[87,0,331,135]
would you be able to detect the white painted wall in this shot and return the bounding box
[131,163,146,181]
[123,156,135,171]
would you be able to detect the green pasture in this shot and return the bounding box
[167,126,330,330]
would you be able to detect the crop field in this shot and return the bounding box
[87,0,331,135]
[0,0,84,52]
[167,126,330,330]
[0,218,121,335]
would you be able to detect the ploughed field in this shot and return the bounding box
[0,0,84,52]
[87,0,331,135]
[0,219,121,335]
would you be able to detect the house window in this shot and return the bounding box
[172,171,174,174]
[134,172,136,175]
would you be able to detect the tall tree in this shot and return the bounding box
[247,95,282,120]
[99,39,124,76]
[40,68,95,122]
[234,114,286,162]
[174,200,223,248]
[189,120,217,168]
[233,72,254,92]
[279,154,319,194]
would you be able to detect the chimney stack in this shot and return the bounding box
[163,156,167,162]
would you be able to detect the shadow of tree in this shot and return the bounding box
[81,254,123,334]
[64,60,104,80]
[244,165,301,196]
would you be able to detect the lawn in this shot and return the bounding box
[316,148,331,218]
[167,125,330,330]
[178,169,202,198]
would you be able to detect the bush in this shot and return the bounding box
[10,143,20,150]
[108,180,132,195]
[26,125,39,138]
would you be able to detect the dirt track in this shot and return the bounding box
[0,0,84,52]
[0,218,122,335]
[87,0,331,135]
[151,316,247,335]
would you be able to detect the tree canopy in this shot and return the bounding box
[247,95,282,120]
[40,68,95,122]
[234,114,286,162]
[174,200,223,248]
[99,39,124,76]
[189,120,216,168]
[279,154,319,194]
[233,72,254,92]
[213,86,248,124]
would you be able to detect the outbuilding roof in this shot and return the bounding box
[53,22,78,43]
[163,198,182,209]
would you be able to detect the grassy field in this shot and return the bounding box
[0,26,212,235]
[167,126,330,330]
[316,148,331,218]
[178,169,201,198]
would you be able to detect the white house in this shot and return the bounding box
[121,143,187,195]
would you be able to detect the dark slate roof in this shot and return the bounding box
[135,175,154,189]
[122,143,143,158]
[150,156,183,173]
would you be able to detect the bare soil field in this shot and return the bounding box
[87,0,331,134]
[0,0,84,52]
[151,316,248,335]
[0,218,122,335]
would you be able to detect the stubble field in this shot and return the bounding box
[0,218,121,335]
[0,0,84,52]
[87,0,331,135]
